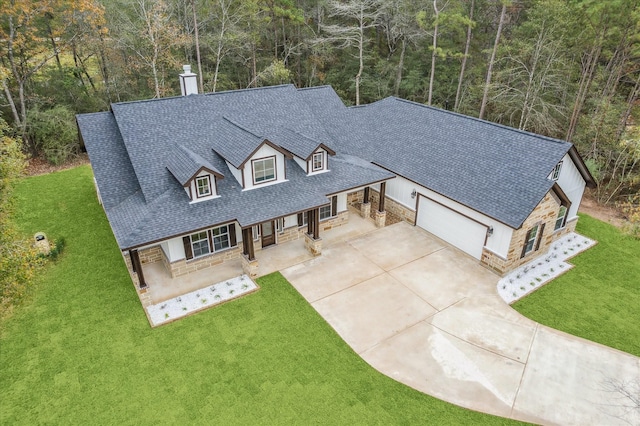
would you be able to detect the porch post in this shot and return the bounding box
[363,186,370,204]
[242,227,255,261]
[130,249,147,289]
[307,209,314,236]
[378,182,386,212]
[313,208,320,239]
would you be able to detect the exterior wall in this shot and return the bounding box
[242,144,287,190]
[293,156,307,172]
[188,169,219,203]
[167,246,243,278]
[308,148,329,175]
[226,160,243,186]
[555,153,587,221]
[482,191,562,274]
[321,210,349,231]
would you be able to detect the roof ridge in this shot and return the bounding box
[204,84,296,97]
[390,97,569,146]
[222,116,264,139]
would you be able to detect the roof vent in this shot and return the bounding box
[179,65,198,96]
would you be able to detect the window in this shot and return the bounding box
[191,231,210,258]
[253,157,276,184]
[297,212,308,227]
[551,161,562,181]
[252,225,261,241]
[195,175,212,198]
[275,218,284,234]
[319,205,332,220]
[312,152,324,171]
[555,206,567,230]
[212,225,230,251]
[523,225,539,256]
[319,196,337,220]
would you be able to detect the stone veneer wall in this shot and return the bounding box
[481,192,568,275]
[168,246,243,278]
[349,189,417,226]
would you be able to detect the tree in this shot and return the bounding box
[0,0,105,137]
[0,117,43,317]
[320,0,384,105]
[479,0,509,119]
[454,0,474,111]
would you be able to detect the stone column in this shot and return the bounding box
[304,233,322,256]
[360,202,371,219]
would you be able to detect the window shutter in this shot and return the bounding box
[207,230,214,252]
[331,196,337,217]
[520,229,532,259]
[229,223,237,247]
[535,223,545,251]
[183,236,193,260]
[297,213,303,227]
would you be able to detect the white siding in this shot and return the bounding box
[337,192,347,212]
[242,144,287,190]
[387,176,513,258]
[188,170,219,203]
[308,149,329,175]
[556,154,587,220]
[161,238,186,262]
[293,156,307,172]
[226,160,243,186]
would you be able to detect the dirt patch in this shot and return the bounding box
[578,192,626,228]
[24,153,90,177]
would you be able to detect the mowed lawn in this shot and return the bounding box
[513,214,640,357]
[0,166,515,425]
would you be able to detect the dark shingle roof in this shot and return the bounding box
[303,95,573,228]
[166,145,223,186]
[78,84,588,249]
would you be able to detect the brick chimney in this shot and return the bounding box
[179,65,198,96]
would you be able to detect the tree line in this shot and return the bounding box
[1,0,639,206]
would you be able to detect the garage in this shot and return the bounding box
[416,196,487,259]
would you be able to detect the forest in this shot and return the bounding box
[1,0,639,207]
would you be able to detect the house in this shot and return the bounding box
[76,66,595,298]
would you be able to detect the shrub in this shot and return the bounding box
[26,106,79,165]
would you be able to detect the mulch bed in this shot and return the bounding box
[24,153,90,177]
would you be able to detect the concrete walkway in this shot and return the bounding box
[281,222,640,425]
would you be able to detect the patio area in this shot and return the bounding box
[142,207,377,305]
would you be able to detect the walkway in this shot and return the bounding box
[282,222,640,425]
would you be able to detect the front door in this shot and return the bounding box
[261,221,276,248]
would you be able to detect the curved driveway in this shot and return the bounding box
[281,222,640,425]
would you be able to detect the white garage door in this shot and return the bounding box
[416,196,487,259]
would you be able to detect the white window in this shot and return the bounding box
[211,225,230,251]
[253,157,276,184]
[552,162,562,181]
[319,205,332,220]
[252,225,261,241]
[275,218,284,234]
[312,152,324,171]
[555,206,567,230]
[298,212,308,227]
[522,224,539,256]
[191,231,210,258]
[195,175,212,198]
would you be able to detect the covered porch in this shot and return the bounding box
[140,206,378,304]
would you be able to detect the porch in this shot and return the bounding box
[141,207,377,304]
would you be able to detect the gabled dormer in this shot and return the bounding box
[167,145,223,203]
[212,117,292,190]
[275,128,336,176]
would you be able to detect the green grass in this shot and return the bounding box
[0,165,514,424]
[513,214,640,357]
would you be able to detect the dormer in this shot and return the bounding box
[275,128,336,176]
[212,117,292,190]
[167,145,223,203]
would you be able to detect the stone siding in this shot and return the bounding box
[168,246,243,278]
[321,210,349,231]
[482,192,564,275]
[139,245,163,264]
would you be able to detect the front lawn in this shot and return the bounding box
[0,166,514,424]
[513,214,640,357]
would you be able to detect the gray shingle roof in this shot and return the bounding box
[303,95,574,228]
[78,84,588,250]
[166,145,223,186]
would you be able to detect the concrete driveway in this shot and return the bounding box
[281,222,640,425]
